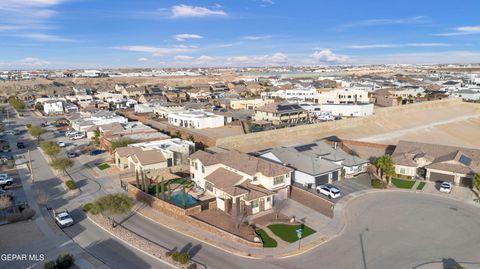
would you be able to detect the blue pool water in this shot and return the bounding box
[170,192,200,207]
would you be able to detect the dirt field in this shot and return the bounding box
[216,99,480,152]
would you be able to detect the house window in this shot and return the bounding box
[201,165,205,173]
[266,197,271,204]
[205,181,213,192]
[253,176,258,182]
[191,161,194,167]
[194,162,198,170]
[191,173,195,179]
[400,167,405,174]
[251,200,259,208]
[273,176,284,185]
[285,173,289,178]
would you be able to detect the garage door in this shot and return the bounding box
[459,177,472,188]
[331,171,339,181]
[429,172,455,183]
[315,174,329,186]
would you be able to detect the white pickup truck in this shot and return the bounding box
[54,209,74,228]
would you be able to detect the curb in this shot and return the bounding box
[87,215,180,269]
[135,210,262,260]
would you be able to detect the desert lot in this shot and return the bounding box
[217,99,480,152]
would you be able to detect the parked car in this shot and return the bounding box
[5,130,14,135]
[70,133,84,140]
[2,145,11,153]
[316,184,341,199]
[90,149,104,156]
[58,142,66,148]
[54,209,74,228]
[67,152,77,158]
[439,182,453,193]
[0,176,14,186]
[16,142,25,149]
[0,155,13,163]
[65,130,78,137]
[13,129,21,135]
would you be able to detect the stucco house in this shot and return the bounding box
[392,140,480,187]
[189,150,293,216]
[259,140,368,189]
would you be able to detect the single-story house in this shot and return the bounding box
[392,140,480,187]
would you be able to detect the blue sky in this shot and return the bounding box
[1,0,480,69]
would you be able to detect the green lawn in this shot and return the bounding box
[255,229,277,248]
[170,178,191,185]
[416,182,426,190]
[267,224,316,243]
[96,163,111,170]
[392,178,416,189]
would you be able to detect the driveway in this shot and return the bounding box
[332,173,372,200]
[422,181,476,204]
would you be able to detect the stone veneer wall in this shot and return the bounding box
[127,183,262,248]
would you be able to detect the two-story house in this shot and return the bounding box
[189,150,293,216]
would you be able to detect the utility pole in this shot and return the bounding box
[28,150,34,184]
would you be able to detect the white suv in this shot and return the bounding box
[316,184,341,199]
[439,182,453,193]
[0,176,14,186]
[70,133,84,140]
[65,130,78,137]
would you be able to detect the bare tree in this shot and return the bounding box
[234,211,247,231]
[273,196,287,220]
[0,196,12,210]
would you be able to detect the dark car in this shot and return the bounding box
[90,149,104,156]
[16,142,25,149]
[67,152,77,158]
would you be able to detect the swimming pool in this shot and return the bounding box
[170,192,200,207]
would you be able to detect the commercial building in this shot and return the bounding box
[168,110,225,129]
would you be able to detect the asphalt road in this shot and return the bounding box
[2,107,480,269]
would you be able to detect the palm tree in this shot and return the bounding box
[374,155,395,184]
[473,173,480,192]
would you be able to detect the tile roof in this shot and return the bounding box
[204,168,244,189]
[190,150,292,177]
[392,140,480,175]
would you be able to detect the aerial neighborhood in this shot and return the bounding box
[0,64,480,269]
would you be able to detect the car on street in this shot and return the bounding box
[58,142,66,148]
[65,130,78,137]
[316,184,341,199]
[90,149,104,156]
[2,145,11,152]
[5,130,14,135]
[0,176,14,186]
[67,152,77,158]
[16,142,25,149]
[54,209,74,228]
[0,155,13,163]
[439,182,453,193]
[70,133,84,140]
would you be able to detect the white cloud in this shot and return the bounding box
[174,34,203,41]
[0,57,51,68]
[260,0,275,7]
[0,0,69,42]
[352,51,480,65]
[226,53,289,66]
[116,45,196,56]
[434,26,480,36]
[138,57,149,62]
[311,49,350,63]
[169,5,226,18]
[197,55,215,61]
[349,43,449,49]
[18,33,72,42]
[174,55,194,61]
[242,35,271,40]
[340,16,429,29]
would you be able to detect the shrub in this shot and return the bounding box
[26,123,32,129]
[171,251,180,262]
[165,251,173,257]
[83,203,93,213]
[187,263,197,269]
[371,179,386,189]
[65,180,76,190]
[44,260,56,269]
[55,253,74,269]
[21,208,36,220]
[178,252,190,264]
